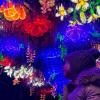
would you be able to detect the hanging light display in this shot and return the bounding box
[39,0,55,14]
[26,46,36,65]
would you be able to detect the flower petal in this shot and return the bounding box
[82,2,89,10]
[88,16,93,23]
[55,13,60,17]
[96,6,100,16]
[67,7,73,13]
[80,11,87,23]
[76,3,81,10]
[71,0,78,3]
[60,16,64,21]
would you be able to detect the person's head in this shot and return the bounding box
[96,57,100,68]
[64,49,100,80]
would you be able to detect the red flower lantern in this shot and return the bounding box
[23,15,53,37]
[0,57,13,66]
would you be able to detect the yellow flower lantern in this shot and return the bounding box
[55,4,67,21]
[71,0,89,11]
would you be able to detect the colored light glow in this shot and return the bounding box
[0,64,45,87]
[0,37,25,57]
[0,53,4,60]
[65,25,89,42]
[0,57,12,66]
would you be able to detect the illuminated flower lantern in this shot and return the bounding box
[71,0,89,11]
[55,4,67,21]
[55,4,73,21]
[0,1,26,21]
[23,16,53,37]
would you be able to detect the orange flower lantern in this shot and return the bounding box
[0,2,26,21]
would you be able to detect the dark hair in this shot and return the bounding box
[64,49,100,79]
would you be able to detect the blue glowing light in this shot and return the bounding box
[0,0,3,6]
[0,37,25,57]
[65,25,90,42]
[40,48,68,94]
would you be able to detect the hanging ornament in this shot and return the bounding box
[56,33,64,42]
[13,78,20,85]
[56,33,67,60]
[26,46,36,65]
[39,0,55,14]
[59,45,67,60]
[4,65,14,77]
[30,87,35,96]
[40,94,46,100]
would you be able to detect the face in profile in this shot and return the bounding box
[96,58,100,68]
[63,62,71,78]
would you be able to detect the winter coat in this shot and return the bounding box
[68,67,100,100]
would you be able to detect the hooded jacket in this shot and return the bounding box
[68,67,100,100]
[64,49,100,80]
